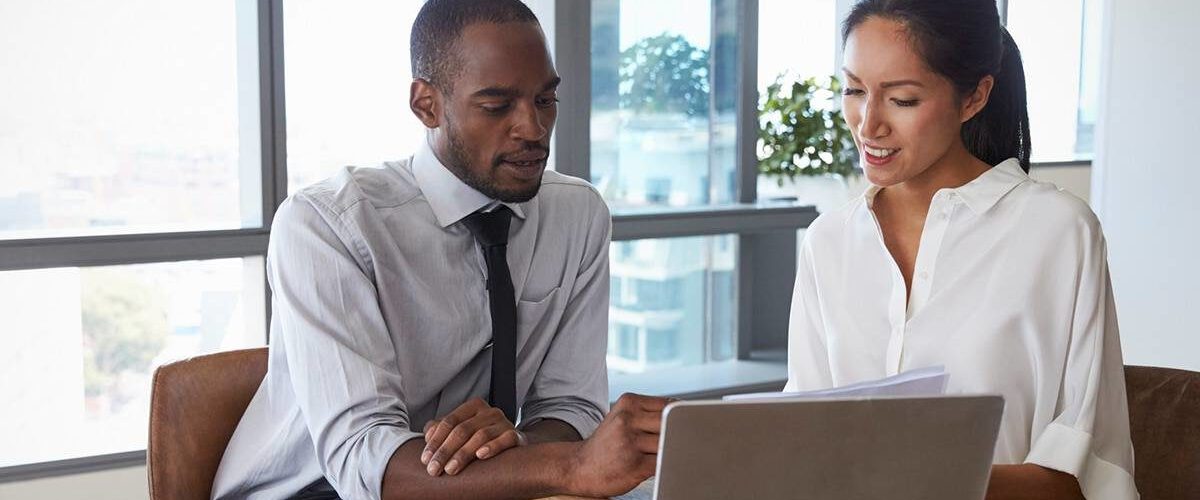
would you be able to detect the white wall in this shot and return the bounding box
[1030,166,1091,203]
[1092,0,1200,371]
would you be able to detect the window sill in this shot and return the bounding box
[611,202,817,241]
[608,350,788,402]
[0,450,145,484]
[1030,159,1092,169]
[1,355,789,483]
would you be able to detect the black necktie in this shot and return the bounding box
[461,206,518,423]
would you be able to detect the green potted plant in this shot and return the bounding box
[758,75,862,211]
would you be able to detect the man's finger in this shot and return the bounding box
[422,420,456,466]
[420,420,440,464]
[476,429,523,460]
[445,428,500,475]
[422,400,485,465]
[428,413,493,476]
[629,409,665,433]
[636,395,672,412]
[615,393,672,413]
[635,432,660,454]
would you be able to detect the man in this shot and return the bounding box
[211,1,666,498]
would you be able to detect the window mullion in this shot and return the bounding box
[258,0,287,343]
[551,0,591,182]
[736,0,760,204]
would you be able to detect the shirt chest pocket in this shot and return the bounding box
[516,286,561,353]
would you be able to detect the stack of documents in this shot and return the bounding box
[723,366,948,401]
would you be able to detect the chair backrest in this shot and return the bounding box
[1125,365,1200,500]
[148,347,268,500]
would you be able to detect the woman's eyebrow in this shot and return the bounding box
[842,69,925,89]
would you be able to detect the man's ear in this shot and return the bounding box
[960,74,995,123]
[410,78,442,129]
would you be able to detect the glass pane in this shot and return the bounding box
[590,0,739,210]
[0,258,266,467]
[1007,0,1100,162]
[608,235,737,374]
[0,1,262,239]
[756,0,853,209]
[757,0,836,93]
[284,0,426,193]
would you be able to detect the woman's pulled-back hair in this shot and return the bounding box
[843,0,1032,171]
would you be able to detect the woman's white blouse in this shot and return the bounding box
[785,159,1138,499]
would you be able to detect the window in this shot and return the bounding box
[283,0,427,193]
[0,259,265,467]
[581,0,807,394]
[2,0,813,481]
[0,0,262,239]
[589,0,738,209]
[757,0,836,93]
[608,235,736,373]
[1005,0,1102,162]
[0,0,271,479]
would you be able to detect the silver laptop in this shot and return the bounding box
[651,395,1004,500]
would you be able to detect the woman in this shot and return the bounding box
[785,1,1137,499]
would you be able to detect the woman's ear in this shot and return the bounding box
[410,78,442,129]
[960,75,995,123]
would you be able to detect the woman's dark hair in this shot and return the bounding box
[843,0,1032,171]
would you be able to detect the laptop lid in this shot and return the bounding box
[653,395,1004,500]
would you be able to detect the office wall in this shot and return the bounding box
[1091,0,1200,371]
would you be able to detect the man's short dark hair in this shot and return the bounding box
[410,0,541,93]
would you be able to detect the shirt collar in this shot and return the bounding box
[863,158,1028,214]
[412,137,527,228]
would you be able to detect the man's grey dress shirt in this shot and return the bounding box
[211,139,611,499]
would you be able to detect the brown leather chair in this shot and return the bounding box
[1124,365,1200,500]
[148,347,268,500]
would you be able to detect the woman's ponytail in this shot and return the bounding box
[962,27,1032,171]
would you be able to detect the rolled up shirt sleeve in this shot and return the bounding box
[518,195,610,438]
[268,195,423,500]
[1024,225,1138,500]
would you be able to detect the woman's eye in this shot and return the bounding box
[842,88,865,97]
[892,99,919,107]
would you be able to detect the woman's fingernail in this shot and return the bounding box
[477,447,490,458]
[421,450,431,464]
[426,460,440,476]
[445,459,459,475]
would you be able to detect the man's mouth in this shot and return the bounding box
[500,158,546,167]
[497,148,549,168]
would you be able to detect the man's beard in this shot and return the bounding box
[442,121,546,204]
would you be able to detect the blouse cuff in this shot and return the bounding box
[1025,422,1139,500]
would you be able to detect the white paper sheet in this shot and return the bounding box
[723,366,949,401]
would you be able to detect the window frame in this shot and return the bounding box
[4,0,1091,482]
[0,0,286,482]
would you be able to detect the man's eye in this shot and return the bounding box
[536,96,560,108]
[481,103,510,114]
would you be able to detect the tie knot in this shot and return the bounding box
[461,206,512,248]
